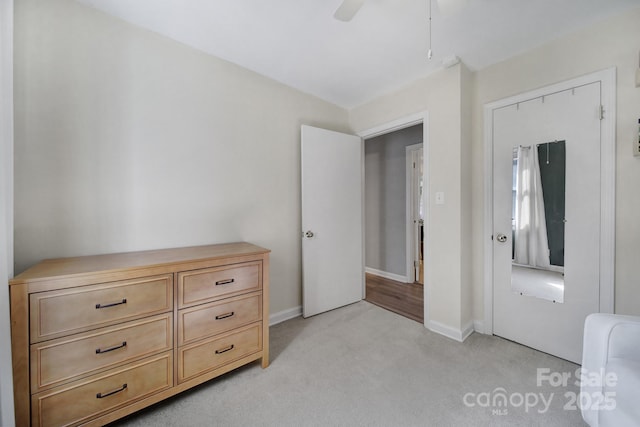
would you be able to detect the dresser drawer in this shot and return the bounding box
[178,323,262,382]
[178,292,261,346]
[31,352,173,427]
[178,261,261,308]
[30,313,173,392]
[30,275,173,343]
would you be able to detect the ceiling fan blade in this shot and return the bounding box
[436,0,468,16]
[334,0,366,22]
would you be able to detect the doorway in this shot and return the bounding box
[362,122,425,322]
[483,69,616,363]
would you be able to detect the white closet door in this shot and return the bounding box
[492,82,601,363]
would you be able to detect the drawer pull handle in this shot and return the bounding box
[95,299,127,309]
[215,278,235,286]
[96,383,128,399]
[96,341,127,354]
[215,344,235,354]
[215,311,235,320]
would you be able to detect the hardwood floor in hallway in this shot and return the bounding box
[364,273,424,323]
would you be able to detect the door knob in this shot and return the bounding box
[496,233,508,243]
[305,231,314,238]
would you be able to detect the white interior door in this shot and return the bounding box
[406,144,424,283]
[301,125,363,318]
[492,82,601,363]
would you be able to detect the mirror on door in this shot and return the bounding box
[511,140,566,303]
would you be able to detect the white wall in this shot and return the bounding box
[13,0,350,318]
[470,6,640,321]
[364,125,422,277]
[351,65,471,335]
[0,0,15,424]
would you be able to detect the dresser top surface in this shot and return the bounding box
[10,242,270,285]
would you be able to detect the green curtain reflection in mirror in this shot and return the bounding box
[537,142,566,267]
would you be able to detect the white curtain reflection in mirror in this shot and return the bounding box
[513,145,551,268]
[511,141,566,303]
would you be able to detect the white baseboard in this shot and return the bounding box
[473,320,485,335]
[269,305,302,326]
[461,321,474,341]
[428,320,474,342]
[365,267,410,283]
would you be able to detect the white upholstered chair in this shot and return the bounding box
[581,313,640,427]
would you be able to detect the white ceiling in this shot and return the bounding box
[76,0,640,108]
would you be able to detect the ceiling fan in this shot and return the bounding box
[333,0,468,22]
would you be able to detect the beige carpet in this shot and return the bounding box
[111,301,586,426]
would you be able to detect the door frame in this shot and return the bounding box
[482,68,616,335]
[359,111,430,327]
[406,143,423,283]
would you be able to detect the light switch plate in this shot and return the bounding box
[435,191,445,205]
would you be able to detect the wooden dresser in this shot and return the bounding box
[9,242,270,427]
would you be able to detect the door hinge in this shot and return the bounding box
[599,105,605,120]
